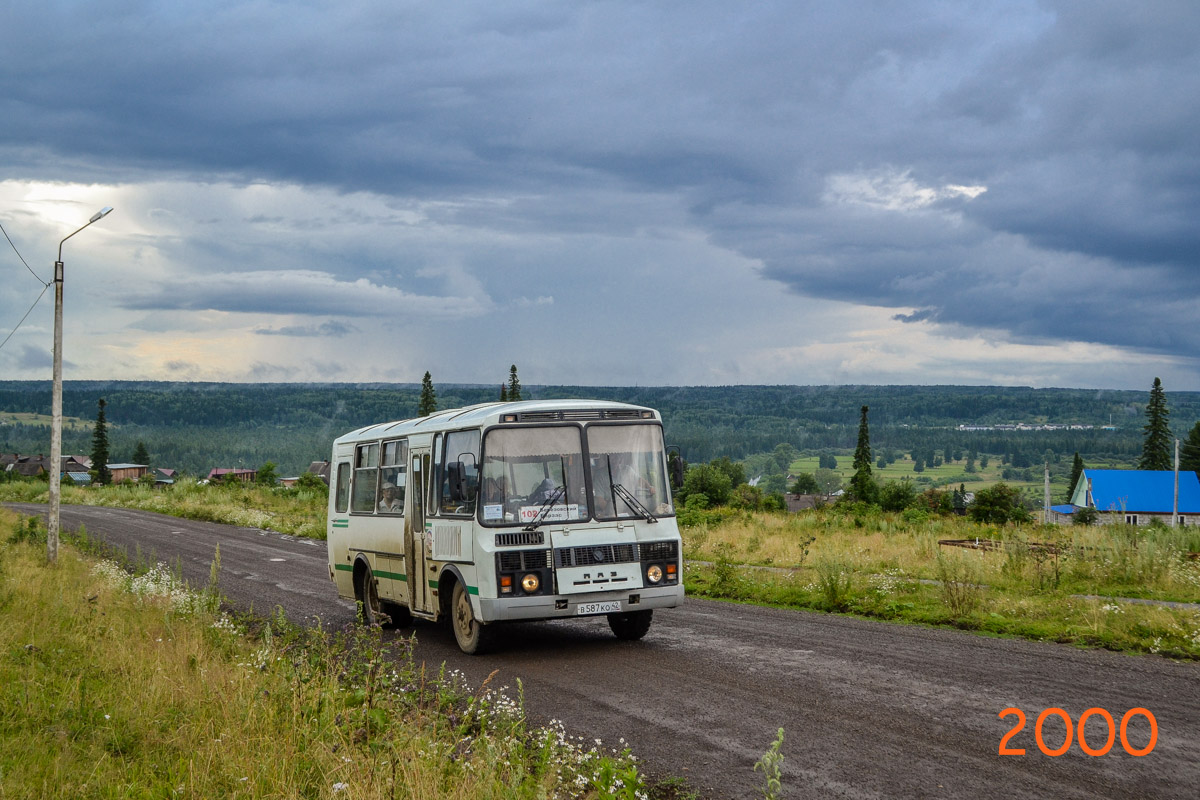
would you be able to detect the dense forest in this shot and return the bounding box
[3,381,1199,477]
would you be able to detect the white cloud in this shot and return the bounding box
[823,168,987,211]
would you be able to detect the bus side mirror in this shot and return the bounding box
[668,448,685,489]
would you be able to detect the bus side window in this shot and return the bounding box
[439,430,480,516]
[351,443,379,513]
[334,462,351,514]
[379,439,407,514]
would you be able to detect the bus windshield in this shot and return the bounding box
[481,426,588,525]
[480,423,674,526]
[587,424,674,520]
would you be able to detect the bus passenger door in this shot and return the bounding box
[406,451,434,615]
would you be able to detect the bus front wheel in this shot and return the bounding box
[450,581,492,654]
[607,609,653,640]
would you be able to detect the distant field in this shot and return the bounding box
[787,453,1134,499]
[0,411,92,431]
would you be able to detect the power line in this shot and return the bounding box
[0,218,46,284]
[0,283,50,353]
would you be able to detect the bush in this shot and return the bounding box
[878,480,917,512]
[790,473,818,494]
[679,463,733,506]
[969,483,1031,525]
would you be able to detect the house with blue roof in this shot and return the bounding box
[1069,469,1200,526]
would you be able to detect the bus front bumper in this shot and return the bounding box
[477,583,684,623]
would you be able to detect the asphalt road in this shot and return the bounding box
[8,503,1199,799]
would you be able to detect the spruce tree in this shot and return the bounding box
[1067,452,1085,500]
[132,441,150,466]
[507,364,522,401]
[1137,377,1172,470]
[90,398,111,485]
[418,371,437,416]
[499,384,508,402]
[850,405,876,503]
[1181,421,1200,474]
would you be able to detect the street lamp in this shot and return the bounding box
[47,206,113,563]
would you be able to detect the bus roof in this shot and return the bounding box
[333,399,660,445]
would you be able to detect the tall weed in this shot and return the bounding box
[814,557,853,610]
[935,551,984,619]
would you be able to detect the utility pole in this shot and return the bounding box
[47,207,113,564]
[1173,438,1180,528]
[1043,462,1051,525]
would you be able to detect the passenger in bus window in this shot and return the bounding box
[378,482,402,513]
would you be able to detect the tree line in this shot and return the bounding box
[5,379,1200,478]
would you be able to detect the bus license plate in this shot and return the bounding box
[576,601,621,615]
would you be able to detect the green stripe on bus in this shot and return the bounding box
[377,571,407,582]
[334,563,353,572]
[332,520,349,528]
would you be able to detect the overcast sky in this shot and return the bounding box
[2,1,1198,391]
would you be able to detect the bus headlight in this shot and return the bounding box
[521,573,540,593]
[646,564,663,584]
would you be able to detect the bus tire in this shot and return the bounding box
[607,609,652,640]
[356,565,387,627]
[450,581,491,654]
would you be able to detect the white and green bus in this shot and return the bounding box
[325,399,683,653]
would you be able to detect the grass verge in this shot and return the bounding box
[682,508,1200,659]
[0,478,328,539]
[0,509,692,799]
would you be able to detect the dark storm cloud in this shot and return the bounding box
[120,270,488,318]
[3,1,1199,369]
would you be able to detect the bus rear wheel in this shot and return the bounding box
[356,566,386,626]
[607,609,653,640]
[450,581,492,654]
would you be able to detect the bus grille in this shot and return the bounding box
[638,540,679,562]
[555,543,637,568]
[497,550,552,572]
[495,531,545,547]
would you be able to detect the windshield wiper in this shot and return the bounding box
[611,483,658,523]
[523,485,566,531]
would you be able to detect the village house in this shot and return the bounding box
[8,454,50,478]
[1069,469,1200,526]
[308,460,332,485]
[107,463,150,483]
[207,467,257,483]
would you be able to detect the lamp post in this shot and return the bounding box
[47,206,113,564]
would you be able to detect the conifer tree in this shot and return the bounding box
[1181,421,1200,474]
[850,405,876,503]
[90,398,111,485]
[1137,377,1172,470]
[1067,452,1085,500]
[507,364,522,401]
[499,384,508,402]
[418,371,437,416]
[132,441,150,466]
